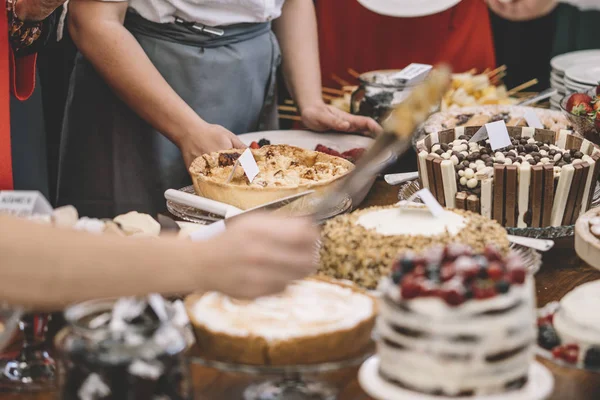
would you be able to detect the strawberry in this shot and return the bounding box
[400,278,422,299]
[596,84,600,96]
[314,144,342,158]
[487,262,504,281]
[596,112,600,131]
[572,102,594,116]
[566,93,593,114]
[341,148,365,163]
[249,141,260,149]
[594,97,600,112]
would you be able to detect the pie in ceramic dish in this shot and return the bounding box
[189,144,354,211]
[184,277,376,365]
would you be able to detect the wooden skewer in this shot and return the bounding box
[347,68,361,79]
[284,99,295,105]
[332,74,351,87]
[487,65,507,78]
[467,68,478,75]
[278,105,298,113]
[322,87,344,95]
[507,78,539,96]
[490,71,507,84]
[279,114,302,122]
[482,68,490,75]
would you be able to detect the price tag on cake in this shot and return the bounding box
[0,191,53,217]
[486,120,512,151]
[523,109,544,129]
[407,188,445,218]
[238,148,260,183]
[390,63,432,84]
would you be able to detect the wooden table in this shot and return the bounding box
[2,180,600,400]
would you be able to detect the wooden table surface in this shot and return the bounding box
[2,179,600,400]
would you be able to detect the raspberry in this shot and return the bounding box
[552,346,563,359]
[510,268,526,284]
[401,279,422,299]
[443,289,465,306]
[564,346,579,364]
[487,262,504,281]
[484,245,502,261]
[440,265,456,281]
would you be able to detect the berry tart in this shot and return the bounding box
[376,245,536,396]
[415,126,600,228]
[319,205,509,289]
[184,277,376,365]
[189,144,353,212]
[537,281,600,370]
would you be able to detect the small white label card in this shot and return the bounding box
[523,109,544,129]
[469,125,489,143]
[238,148,260,183]
[486,120,512,151]
[403,188,445,218]
[0,191,53,217]
[391,63,432,84]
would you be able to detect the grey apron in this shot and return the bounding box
[57,12,281,218]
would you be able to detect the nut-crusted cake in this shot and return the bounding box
[184,277,375,365]
[537,281,600,369]
[376,245,536,397]
[319,205,509,289]
[415,126,600,228]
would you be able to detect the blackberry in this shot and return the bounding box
[392,269,403,284]
[495,280,511,294]
[400,258,414,274]
[257,138,271,147]
[538,324,561,350]
[584,347,600,369]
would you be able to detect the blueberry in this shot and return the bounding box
[427,263,441,283]
[584,347,600,369]
[495,280,511,294]
[392,269,403,284]
[538,324,561,350]
[401,258,414,274]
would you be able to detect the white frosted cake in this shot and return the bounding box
[376,245,536,396]
[537,280,600,369]
[319,205,509,289]
[185,277,376,365]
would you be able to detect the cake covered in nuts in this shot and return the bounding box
[416,126,600,228]
[376,245,536,397]
[318,205,509,289]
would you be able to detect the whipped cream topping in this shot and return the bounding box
[113,212,160,237]
[554,280,600,346]
[192,280,374,341]
[356,207,465,237]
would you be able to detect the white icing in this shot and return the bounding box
[418,151,430,190]
[114,211,160,237]
[556,130,569,149]
[521,127,535,138]
[191,280,374,341]
[550,164,575,226]
[517,163,531,228]
[441,160,457,208]
[554,280,600,348]
[481,178,493,219]
[581,158,596,214]
[356,207,465,237]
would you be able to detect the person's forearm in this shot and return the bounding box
[272,0,324,112]
[0,216,205,310]
[68,1,206,147]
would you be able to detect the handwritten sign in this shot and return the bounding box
[487,120,512,151]
[0,191,53,217]
[238,148,260,183]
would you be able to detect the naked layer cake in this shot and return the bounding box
[319,205,509,289]
[185,277,375,365]
[416,126,600,228]
[376,245,536,396]
[537,281,600,369]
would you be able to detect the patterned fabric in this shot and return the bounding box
[5,0,45,55]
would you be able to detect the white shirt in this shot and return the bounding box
[102,0,286,26]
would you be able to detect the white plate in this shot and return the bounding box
[566,63,600,86]
[359,356,554,400]
[357,0,460,17]
[551,50,600,75]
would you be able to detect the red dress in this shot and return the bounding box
[316,0,496,87]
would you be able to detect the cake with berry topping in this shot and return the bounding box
[319,205,509,289]
[536,281,600,370]
[376,245,536,396]
[185,277,376,365]
[575,208,600,270]
[415,126,600,228]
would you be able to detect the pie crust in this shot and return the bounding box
[188,145,354,211]
[184,277,376,365]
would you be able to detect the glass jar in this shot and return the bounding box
[55,299,192,400]
[350,69,417,123]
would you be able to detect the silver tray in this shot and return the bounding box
[166,186,352,225]
[398,179,600,239]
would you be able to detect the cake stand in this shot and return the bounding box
[190,349,372,400]
[398,179,600,239]
[167,186,353,225]
[359,356,554,400]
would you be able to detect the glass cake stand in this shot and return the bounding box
[398,179,600,239]
[190,348,373,400]
[167,186,353,225]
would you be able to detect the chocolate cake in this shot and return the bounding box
[416,127,600,228]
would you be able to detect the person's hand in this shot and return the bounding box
[16,0,68,21]
[202,214,319,299]
[486,0,558,21]
[179,123,246,167]
[301,102,383,137]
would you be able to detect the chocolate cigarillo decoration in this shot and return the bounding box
[415,126,600,229]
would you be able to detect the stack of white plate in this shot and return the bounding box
[550,50,600,109]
